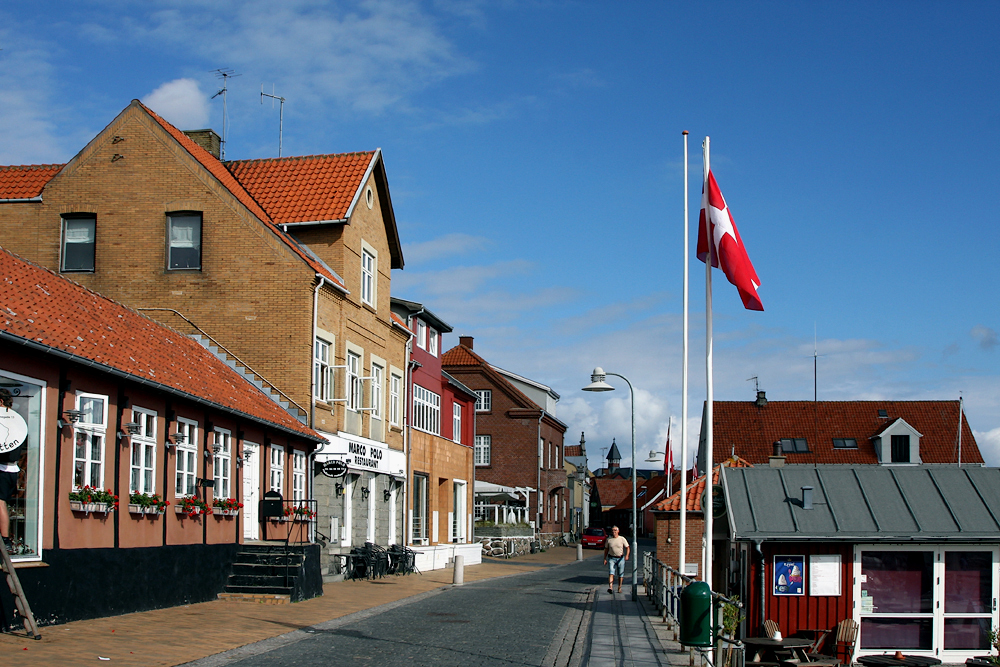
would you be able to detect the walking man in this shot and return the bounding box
[603,525,630,595]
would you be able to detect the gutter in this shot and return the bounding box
[0,329,321,444]
[0,197,43,203]
[404,305,422,545]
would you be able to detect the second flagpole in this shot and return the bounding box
[703,136,714,592]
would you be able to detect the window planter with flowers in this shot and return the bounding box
[212,498,244,517]
[284,505,317,522]
[69,486,118,514]
[175,496,211,518]
[128,492,169,516]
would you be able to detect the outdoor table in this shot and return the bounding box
[856,655,942,667]
[744,637,814,664]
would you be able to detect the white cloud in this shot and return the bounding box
[974,427,1000,467]
[0,27,63,164]
[143,79,211,130]
[403,233,491,264]
[971,325,998,351]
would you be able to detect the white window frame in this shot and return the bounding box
[213,428,232,500]
[346,350,362,412]
[428,328,438,356]
[130,406,157,495]
[360,242,376,307]
[389,372,402,427]
[412,473,429,544]
[475,435,491,466]
[175,417,198,498]
[270,444,285,494]
[292,450,306,504]
[371,362,384,420]
[416,320,426,350]
[475,389,491,412]
[73,392,108,490]
[452,479,467,543]
[314,336,334,402]
[452,402,462,444]
[412,385,441,435]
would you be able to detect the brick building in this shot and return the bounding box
[443,337,569,537]
[390,298,478,570]
[0,247,323,626]
[0,100,410,575]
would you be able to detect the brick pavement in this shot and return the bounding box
[1,547,592,667]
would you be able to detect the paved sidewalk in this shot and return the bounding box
[1,546,591,667]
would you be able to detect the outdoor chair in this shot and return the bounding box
[806,618,858,666]
[764,619,781,639]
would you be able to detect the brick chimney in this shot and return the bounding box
[459,336,474,349]
[183,129,222,160]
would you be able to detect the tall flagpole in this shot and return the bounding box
[680,131,689,581]
[703,136,714,590]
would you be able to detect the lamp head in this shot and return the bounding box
[582,367,614,392]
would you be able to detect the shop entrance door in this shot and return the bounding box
[242,442,259,540]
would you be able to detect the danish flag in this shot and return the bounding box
[696,170,764,311]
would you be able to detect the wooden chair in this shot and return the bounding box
[806,619,858,666]
[764,619,781,638]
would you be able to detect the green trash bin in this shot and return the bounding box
[679,581,713,647]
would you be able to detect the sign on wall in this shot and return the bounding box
[773,555,805,596]
[808,554,842,596]
[0,406,28,454]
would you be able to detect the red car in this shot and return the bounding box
[581,527,607,549]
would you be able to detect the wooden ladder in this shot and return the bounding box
[0,544,41,639]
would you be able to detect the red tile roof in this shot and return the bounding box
[593,477,633,509]
[706,400,982,465]
[564,445,582,457]
[611,475,672,511]
[0,246,321,441]
[653,457,753,512]
[0,165,64,199]
[442,343,541,411]
[441,344,480,366]
[227,153,376,224]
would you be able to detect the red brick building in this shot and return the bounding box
[442,337,569,537]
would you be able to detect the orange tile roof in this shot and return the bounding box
[0,164,64,199]
[0,246,322,441]
[441,344,480,366]
[653,457,753,512]
[564,445,582,457]
[611,475,671,511]
[227,152,376,224]
[707,400,982,465]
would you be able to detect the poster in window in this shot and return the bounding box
[773,555,805,596]
[809,554,841,596]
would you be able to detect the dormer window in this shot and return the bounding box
[874,418,922,464]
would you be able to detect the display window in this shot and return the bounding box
[0,371,45,561]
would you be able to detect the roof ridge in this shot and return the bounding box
[0,163,66,170]
[226,150,377,164]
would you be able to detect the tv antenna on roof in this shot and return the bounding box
[210,68,241,160]
[260,84,286,157]
[747,376,759,393]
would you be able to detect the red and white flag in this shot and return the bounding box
[697,170,763,311]
[664,421,674,475]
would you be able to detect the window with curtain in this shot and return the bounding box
[73,393,107,489]
[213,428,231,500]
[130,407,156,494]
[61,215,96,272]
[168,213,202,270]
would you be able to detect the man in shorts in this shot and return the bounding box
[603,525,630,594]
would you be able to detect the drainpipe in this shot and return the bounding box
[404,307,422,545]
[537,413,544,537]
[755,540,766,634]
[310,275,330,544]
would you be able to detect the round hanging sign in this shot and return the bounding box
[0,407,28,454]
[321,459,349,479]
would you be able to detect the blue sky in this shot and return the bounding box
[3,1,999,468]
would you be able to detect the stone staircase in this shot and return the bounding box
[219,544,321,603]
[189,334,307,424]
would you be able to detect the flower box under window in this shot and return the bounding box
[70,501,111,514]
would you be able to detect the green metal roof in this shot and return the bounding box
[721,464,1000,541]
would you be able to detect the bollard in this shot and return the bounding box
[453,555,464,586]
[577,543,583,560]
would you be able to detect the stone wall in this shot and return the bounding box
[478,532,566,558]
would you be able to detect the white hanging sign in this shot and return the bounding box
[0,407,28,454]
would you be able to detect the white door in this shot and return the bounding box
[367,476,376,543]
[343,474,354,548]
[242,442,259,540]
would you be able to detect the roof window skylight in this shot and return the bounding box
[779,438,809,453]
[833,438,858,449]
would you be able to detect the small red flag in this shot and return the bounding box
[697,170,763,311]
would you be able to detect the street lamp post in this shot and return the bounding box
[583,367,638,601]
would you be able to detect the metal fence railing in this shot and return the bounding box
[643,551,745,667]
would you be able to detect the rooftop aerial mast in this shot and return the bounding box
[261,84,287,158]
[210,68,241,160]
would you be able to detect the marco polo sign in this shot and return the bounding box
[0,407,28,454]
[314,431,405,477]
